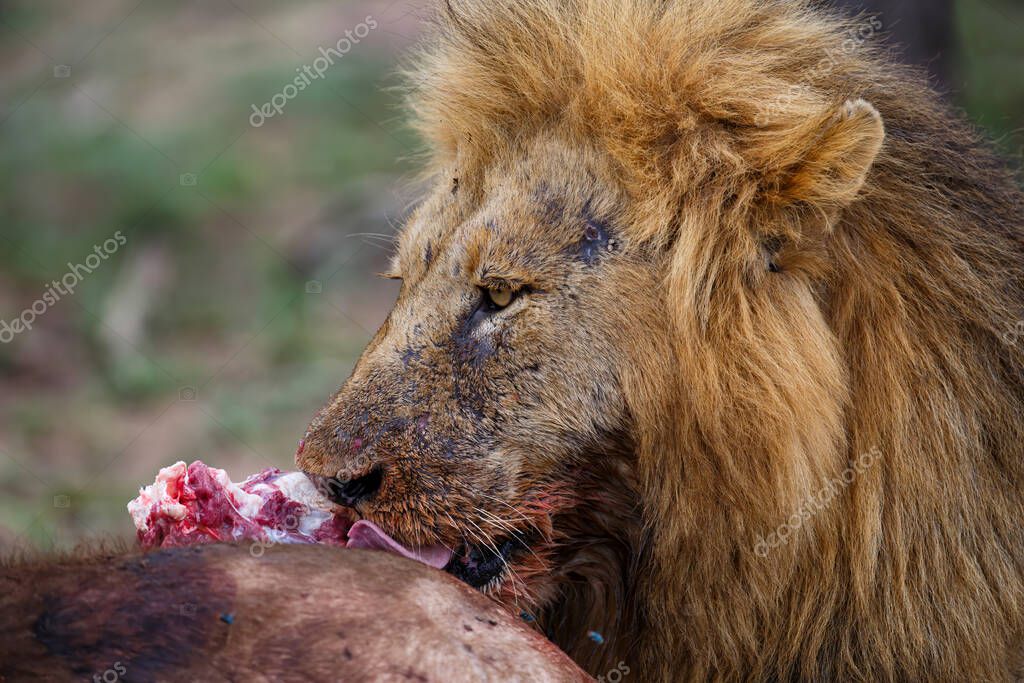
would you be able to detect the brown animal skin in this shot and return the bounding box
[0,544,590,682]
[297,0,1024,680]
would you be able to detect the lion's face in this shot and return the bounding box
[297,0,1024,676]
[298,138,659,599]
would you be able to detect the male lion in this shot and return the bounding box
[296,0,1024,680]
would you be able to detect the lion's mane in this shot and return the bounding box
[407,1,1024,679]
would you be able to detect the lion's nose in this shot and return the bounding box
[322,467,383,507]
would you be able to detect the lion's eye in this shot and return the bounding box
[483,287,516,310]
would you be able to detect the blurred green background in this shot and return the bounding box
[0,0,1021,551]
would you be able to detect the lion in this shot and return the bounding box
[295,0,1024,679]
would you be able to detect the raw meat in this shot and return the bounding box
[127,460,453,569]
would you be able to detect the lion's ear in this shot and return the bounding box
[761,98,885,210]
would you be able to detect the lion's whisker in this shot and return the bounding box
[473,506,548,569]
[476,492,546,538]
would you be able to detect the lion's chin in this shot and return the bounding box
[442,533,566,617]
[444,536,528,592]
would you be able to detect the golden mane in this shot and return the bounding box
[407,0,1024,680]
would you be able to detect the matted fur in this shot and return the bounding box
[397,0,1024,680]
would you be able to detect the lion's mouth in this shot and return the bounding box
[345,518,454,569]
[444,535,532,591]
[344,516,533,592]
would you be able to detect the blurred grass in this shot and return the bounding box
[956,0,1024,159]
[0,0,414,548]
[0,0,1021,550]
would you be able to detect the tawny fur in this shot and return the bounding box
[295,0,1024,680]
